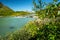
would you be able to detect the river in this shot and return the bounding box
[0,17,34,37]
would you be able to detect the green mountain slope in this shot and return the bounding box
[0,2,31,16]
[0,2,14,16]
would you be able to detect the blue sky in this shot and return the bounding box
[0,0,60,11]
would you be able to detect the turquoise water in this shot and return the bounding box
[0,17,34,36]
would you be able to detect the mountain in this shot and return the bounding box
[0,2,31,16]
[0,2,14,16]
[11,11,31,16]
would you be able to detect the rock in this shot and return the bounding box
[10,26,14,29]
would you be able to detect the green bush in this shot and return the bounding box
[29,18,60,40]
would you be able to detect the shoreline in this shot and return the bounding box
[0,16,38,19]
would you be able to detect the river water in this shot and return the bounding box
[0,17,34,36]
